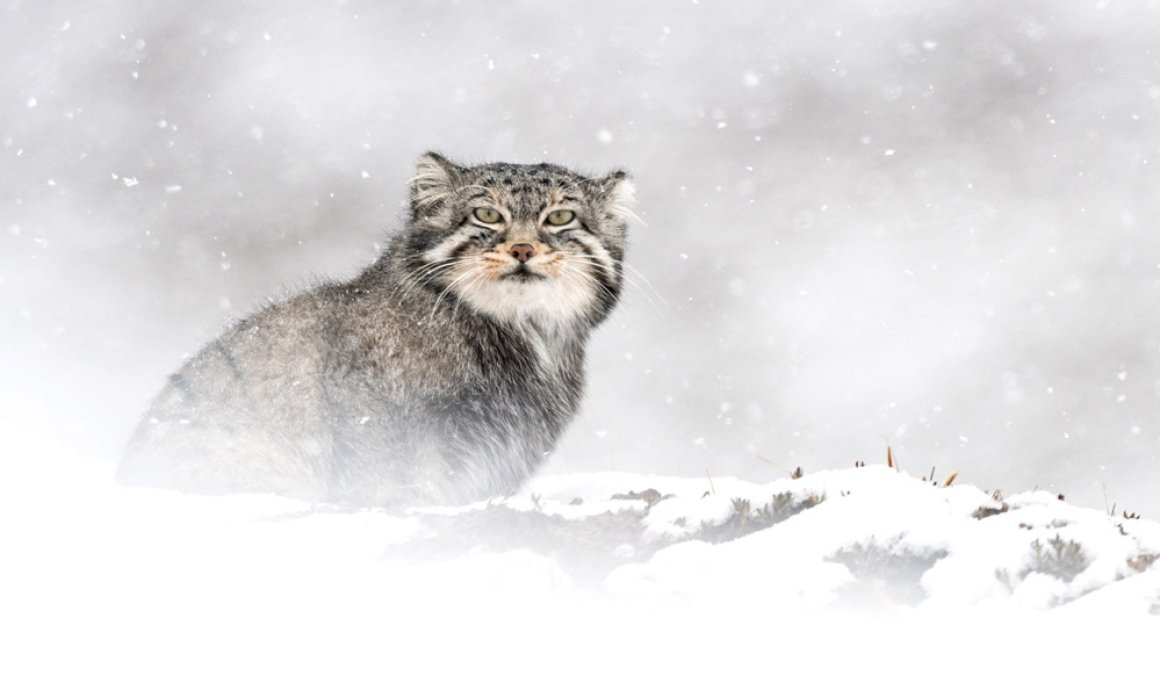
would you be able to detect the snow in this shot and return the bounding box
[3,420,1157,678]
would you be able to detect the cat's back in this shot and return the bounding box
[313,275,487,405]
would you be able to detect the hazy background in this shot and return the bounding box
[3,0,1159,515]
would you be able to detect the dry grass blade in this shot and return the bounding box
[943,472,959,487]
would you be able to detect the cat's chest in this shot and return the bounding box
[469,336,584,426]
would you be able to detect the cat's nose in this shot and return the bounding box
[510,243,535,263]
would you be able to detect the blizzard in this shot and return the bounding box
[5,2,1160,676]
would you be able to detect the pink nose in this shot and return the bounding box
[510,243,534,263]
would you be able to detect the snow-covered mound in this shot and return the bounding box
[526,468,1160,612]
[3,426,1158,678]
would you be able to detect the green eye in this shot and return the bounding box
[546,210,575,227]
[473,207,502,224]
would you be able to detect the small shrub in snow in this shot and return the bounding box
[972,502,1010,520]
[610,488,672,507]
[1029,534,1089,583]
[1126,552,1158,573]
[697,491,825,543]
[830,542,948,606]
[994,533,1094,605]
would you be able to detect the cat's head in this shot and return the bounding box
[402,152,634,327]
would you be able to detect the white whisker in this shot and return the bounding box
[398,255,487,303]
[565,253,665,312]
[429,267,479,323]
[450,270,488,322]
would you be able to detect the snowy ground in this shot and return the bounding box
[3,419,1158,679]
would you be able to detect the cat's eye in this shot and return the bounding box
[545,210,575,227]
[473,207,503,224]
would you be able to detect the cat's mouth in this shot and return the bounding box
[500,264,548,282]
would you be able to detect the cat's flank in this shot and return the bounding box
[117,153,633,507]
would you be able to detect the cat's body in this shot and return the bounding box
[116,153,633,507]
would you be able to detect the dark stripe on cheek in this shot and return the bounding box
[406,228,446,255]
[594,264,621,296]
[543,231,572,249]
[572,238,595,259]
[449,239,479,259]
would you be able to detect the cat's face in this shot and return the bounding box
[404,153,633,327]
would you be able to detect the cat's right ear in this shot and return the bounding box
[410,152,463,218]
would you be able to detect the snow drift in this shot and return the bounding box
[3,420,1157,679]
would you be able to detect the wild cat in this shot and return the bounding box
[116,152,634,507]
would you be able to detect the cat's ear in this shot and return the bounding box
[590,169,636,225]
[410,152,463,218]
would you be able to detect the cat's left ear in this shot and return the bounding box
[589,169,636,223]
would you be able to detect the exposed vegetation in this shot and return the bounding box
[830,542,948,606]
[1028,534,1090,583]
[993,534,1101,606]
[697,492,825,543]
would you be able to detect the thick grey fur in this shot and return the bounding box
[117,153,632,507]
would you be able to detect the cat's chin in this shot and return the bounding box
[458,277,594,325]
